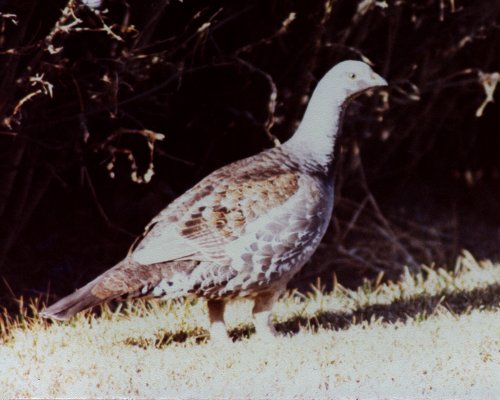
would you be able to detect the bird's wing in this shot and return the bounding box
[131,155,300,266]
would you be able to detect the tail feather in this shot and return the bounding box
[41,258,134,320]
[40,280,102,321]
[40,258,201,320]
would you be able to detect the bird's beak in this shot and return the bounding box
[370,72,388,87]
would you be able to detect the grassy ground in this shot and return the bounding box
[1,251,499,399]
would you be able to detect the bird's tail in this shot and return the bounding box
[40,278,103,321]
[40,258,201,321]
[41,258,143,321]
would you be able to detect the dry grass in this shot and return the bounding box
[1,251,499,399]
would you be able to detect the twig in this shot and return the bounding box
[0,136,26,216]
[340,197,369,242]
[234,57,279,145]
[82,168,135,237]
[351,142,417,266]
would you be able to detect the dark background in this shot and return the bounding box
[0,0,498,309]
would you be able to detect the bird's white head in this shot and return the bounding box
[285,60,387,171]
[320,60,388,101]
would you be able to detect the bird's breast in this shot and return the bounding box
[221,174,334,293]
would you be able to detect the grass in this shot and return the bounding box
[0,251,499,399]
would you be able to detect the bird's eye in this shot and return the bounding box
[349,73,357,79]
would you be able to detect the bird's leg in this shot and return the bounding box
[252,291,281,339]
[207,299,231,343]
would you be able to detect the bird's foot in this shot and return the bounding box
[209,320,232,344]
[253,311,279,341]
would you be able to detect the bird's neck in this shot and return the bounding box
[283,83,347,173]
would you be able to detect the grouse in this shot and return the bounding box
[41,60,387,342]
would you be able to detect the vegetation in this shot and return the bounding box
[1,252,498,398]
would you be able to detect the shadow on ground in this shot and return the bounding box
[124,282,500,348]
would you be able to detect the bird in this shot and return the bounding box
[41,60,387,342]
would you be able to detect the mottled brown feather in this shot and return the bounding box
[132,147,301,265]
[91,259,199,299]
